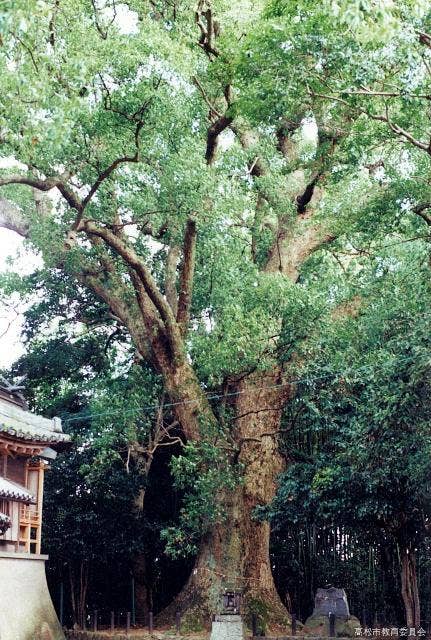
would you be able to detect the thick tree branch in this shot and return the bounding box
[74,203,168,349]
[413,202,431,226]
[206,114,233,164]
[0,197,29,236]
[264,214,336,281]
[130,270,165,330]
[165,245,180,316]
[86,226,165,348]
[0,174,60,191]
[0,174,83,212]
[418,30,431,49]
[81,219,184,358]
[195,0,220,59]
[177,219,197,336]
[238,120,341,279]
[80,270,151,360]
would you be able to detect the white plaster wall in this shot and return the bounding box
[28,468,39,498]
[0,553,64,640]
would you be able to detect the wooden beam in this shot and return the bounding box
[36,463,44,554]
[0,437,44,456]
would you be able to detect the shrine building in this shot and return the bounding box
[0,379,70,640]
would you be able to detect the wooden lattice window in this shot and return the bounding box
[0,499,10,516]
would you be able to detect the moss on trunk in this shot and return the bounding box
[159,371,291,631]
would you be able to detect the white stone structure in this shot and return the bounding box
[0,552,64,640]
[0,382,69,640]
[210,615,245,640]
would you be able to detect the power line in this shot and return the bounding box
[63,346,428,425]
[63,374,325,424]
[62,306,431,425]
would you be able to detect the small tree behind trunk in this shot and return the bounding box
[69,561,89,629]
[400,545,420,628]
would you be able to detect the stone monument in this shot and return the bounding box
[314,587,350,620]
[210,591,244,640]
[303,586,360,637]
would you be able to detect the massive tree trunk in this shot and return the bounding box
[161,370,290,631]
[400,545,420,628]
[153,122,332,628]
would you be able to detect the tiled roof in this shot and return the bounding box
[0,423,70,444]
[0,477,35,503]
[0,394,70,449]
[0,511,11,534]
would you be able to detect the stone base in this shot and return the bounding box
[0,552,64,640]
[303,614,361,638]
[210,614,244,640]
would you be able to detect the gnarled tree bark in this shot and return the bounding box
[160,369,291,629]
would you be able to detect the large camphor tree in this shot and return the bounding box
[1,0,431,626]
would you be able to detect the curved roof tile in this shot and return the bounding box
[0,423,70,444]
[0,477,35,503]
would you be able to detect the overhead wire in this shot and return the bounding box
[62,331,430,426]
